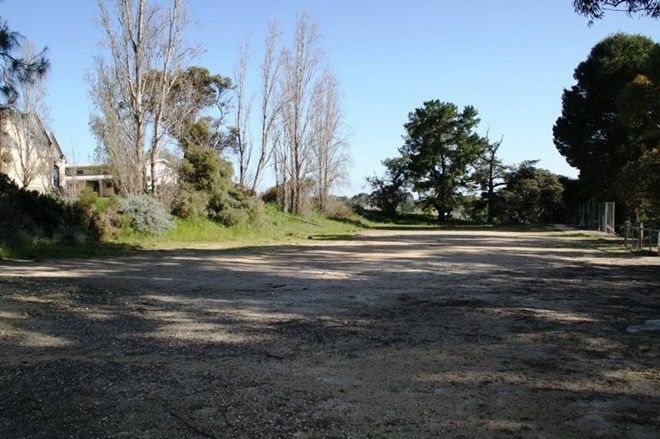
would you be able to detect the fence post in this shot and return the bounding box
[624,220,630,247]
[650,229,654,253]
[639,222,644,250]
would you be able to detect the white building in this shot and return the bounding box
[0,109,65,192]
[64,159,178,197]
[2,110,178,197]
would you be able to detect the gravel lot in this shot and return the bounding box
[1,229,659,438]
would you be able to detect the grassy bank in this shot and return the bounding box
[1,203,369,259]
[0,203,569,260]
[112,203,368,249]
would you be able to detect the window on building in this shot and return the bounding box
[52,165,60,188]
[76,169,84,175]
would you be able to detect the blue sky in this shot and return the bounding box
[5,1,659,195]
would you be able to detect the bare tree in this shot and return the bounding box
[232,40,252,189]
[249,21,283,195]
[311,70,349,212]
[146,0,195,195]
[9,42,52,188]
[279,13,323,214]
[90,58,143,195]
[474,135,506,224]
[93,0,194,195]
[95,0,159,194]
[271,124,288,208]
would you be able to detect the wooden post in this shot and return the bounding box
[638,222,644,250]
[650,229,654,253]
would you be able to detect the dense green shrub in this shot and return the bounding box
[171,184,209,219]
[324,197,355,219]
[209,185,263,226]
[177,144,263,226]
[92,196,129,238]
[77,187,99,214]
[261,185,279,204]
[498,163,564,223]
[119,194,174,235]
[367,157,410,216]
[0,172,96,250]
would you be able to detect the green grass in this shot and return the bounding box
[0,244,11,260]
[0,203,573,260]
[1,203,364,260]
[353,209,440,227]
[350,209,557,232]
[106,203,365,249]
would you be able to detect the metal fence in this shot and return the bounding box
[571,202,616,234]
[623,221,660,255]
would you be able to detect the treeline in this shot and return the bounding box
[361,32,659,226]
[553,33,659,224]
[359,100,566,224]
[1,1,352,254]
[90,0,349,224]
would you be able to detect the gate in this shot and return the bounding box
[572,202,616,234]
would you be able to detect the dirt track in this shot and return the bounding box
[1,229,659,438]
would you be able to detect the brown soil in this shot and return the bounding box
[1,229,659,438]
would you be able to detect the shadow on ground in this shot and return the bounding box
[0,229,658,437]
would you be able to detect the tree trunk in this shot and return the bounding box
[150,147,157,194]
[487,184,494,224]
[436,206,446,223]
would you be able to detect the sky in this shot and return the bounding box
[5,0,659,195]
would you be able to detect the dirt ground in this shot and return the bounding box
[0,229,659,438]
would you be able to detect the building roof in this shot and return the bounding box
[64,174,113,182]
[1,109,64,159]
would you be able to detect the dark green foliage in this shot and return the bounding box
[460,195,488,223]
[473,137,507,223]
[400,100,487,222]
[349,193,371,209]
[367,157,410,216]
[178,143,231,192]
[0,19,49,105]
[166,66,233,151]
[497,162,564,224]
[175,144,262,226]
[553,34,659,219]
[172,184,209,219]
[261,185,279,204]
[164,65,263,225]
[169,66,232,116]
[324,197,355,219]
[77,187,99,214]
[573,0,660,21]
[616,147,660,222]
[92,196,128,239]
[0,172,95,249]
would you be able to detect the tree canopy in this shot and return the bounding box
[573,0,660,21]
[400,100,486,222]
[553,33,659,216]
[473,136,507,223]
[367,157,410,216]
[498,161,564,224]
[163,66,233,152]
[0,19,48,106]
